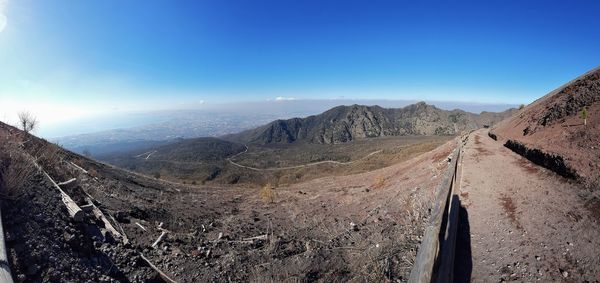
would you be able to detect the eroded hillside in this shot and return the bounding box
[491,66,600,184]
[0,121,459,282]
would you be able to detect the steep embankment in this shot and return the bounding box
[491,66,600,183]
[226,102,515,145]
[0,120,465,281]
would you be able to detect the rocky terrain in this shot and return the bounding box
[0,123,161,282]
[93,102,514,187]
[491,66,600,185]
[99,134,451,187]
[226,102,516,145]
[459,130,600,282]
[0,121,459,282]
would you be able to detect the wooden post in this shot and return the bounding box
[436,140,465,282]
[0,205,15,283]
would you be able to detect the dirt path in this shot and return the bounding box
[134,150,157,159]
[457,129,600,282]
[226,145,383,171]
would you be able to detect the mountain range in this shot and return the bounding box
[226,102,517,145]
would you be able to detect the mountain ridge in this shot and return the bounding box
[225,102,516,144]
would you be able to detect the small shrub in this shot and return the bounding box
[260,183,276,203]
[371,175,386,189]
[153,171,161,179]
[0,147,37,199]
[88,168,98,178]
[33,143,61,173]
[581,106,588,125]
[519,104,525,110]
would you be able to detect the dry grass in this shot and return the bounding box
[260,183,276,203]
[35,144,61,168]
[88,168,98,178]
[370,175,387,190]
[0,143,38,199]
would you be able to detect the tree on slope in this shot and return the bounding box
[581,106,588,126]
[17,111,38,133]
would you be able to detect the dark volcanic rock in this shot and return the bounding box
[504,139,579,179]
[537,71,600,129]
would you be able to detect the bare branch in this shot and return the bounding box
[17,111,38,133]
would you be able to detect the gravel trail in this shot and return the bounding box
[457,129,600,282]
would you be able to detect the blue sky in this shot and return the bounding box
[1,0,600,126]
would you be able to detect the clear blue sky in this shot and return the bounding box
[1,0,599,125]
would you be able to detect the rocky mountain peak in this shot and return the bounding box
[226,102,514,145]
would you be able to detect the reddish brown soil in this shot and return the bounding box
[102,138,458,282]
[459,130,600,282]
[513,157,540,174]
[492,66,600,183]
[0,121,461,282]
[499,194,522,230]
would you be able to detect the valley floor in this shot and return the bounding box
[456,129,600,282]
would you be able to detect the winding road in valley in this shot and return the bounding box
[226,145,383,171]
[133,144,384,171]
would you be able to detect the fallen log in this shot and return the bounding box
[242,234,268,241]
[152,231,167,248]
[140,254,177,283]
[109,213,130,245]
[26,155,84,222]
[135,222,147,231]
[68,161,88,174]
[86,198,122,240]
[57,178,77,186]
[0,205,15,283]
[42,171,84,222]
[80,204,94,213]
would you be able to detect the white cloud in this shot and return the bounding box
[0,0,7,33]
[274,96,296,101]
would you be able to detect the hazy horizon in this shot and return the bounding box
[1,0,599,138]
[8,99,518,139]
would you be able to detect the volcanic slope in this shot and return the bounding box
[491,66,600,184]
[0,120,462,282]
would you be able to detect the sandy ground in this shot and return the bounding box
[456,129,600,282]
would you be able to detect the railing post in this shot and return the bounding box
[0,205,15,283]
